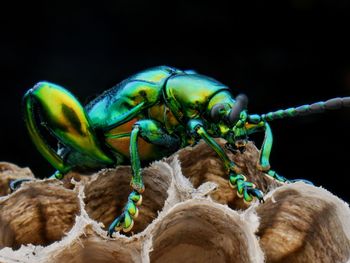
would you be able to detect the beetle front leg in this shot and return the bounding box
[188,119,264,203]
[256,122,289,183]
[256,121,313,185]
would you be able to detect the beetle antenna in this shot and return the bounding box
[249,97,350,123]
[228,94,248,123]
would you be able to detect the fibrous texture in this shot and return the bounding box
[0,140,349,263]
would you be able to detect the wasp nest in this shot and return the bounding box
[0,140,349,263]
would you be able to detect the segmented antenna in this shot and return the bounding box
[249,97,350,122]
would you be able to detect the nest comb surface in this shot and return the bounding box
[0,140,349,263]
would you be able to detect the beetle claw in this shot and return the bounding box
[107,213,124,237]
[108,191,143,237]
[9,178,33,192]
[229,174,264,204]
[247,188,264,203]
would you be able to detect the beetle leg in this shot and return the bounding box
[257,122,272,171]
[9,170,64,192]
[255,121,288,183]
[188,119,264,203]
[108,120,180,236]
[108,125,143,236]
[255,121,313,185]
[24,82,114,173]
[23,84,72,175]
[108,190,142,236]
[9,178,33,192]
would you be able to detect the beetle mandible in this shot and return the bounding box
[16,66,350,236]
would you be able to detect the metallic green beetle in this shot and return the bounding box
[18,66,350,236]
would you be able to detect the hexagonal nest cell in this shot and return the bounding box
[0,140,349,263]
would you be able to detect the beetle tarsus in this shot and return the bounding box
[107,191,142,237]
[289,178,314,185]
[107,213,124,237]
[247,188,264,203]
[266,170,289,183]
[229,173,264,203]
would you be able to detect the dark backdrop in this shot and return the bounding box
[1,1,350,202]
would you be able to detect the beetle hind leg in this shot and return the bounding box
[9,169,64,192]
[24,82,114,175]
[9,178,33,192]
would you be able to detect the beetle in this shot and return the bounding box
[15,66,350,236]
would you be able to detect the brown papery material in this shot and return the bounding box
[0,140,349,262]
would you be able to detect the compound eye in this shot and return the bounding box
[210,103,226,122]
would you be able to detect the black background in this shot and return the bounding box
[1,1,349,202]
